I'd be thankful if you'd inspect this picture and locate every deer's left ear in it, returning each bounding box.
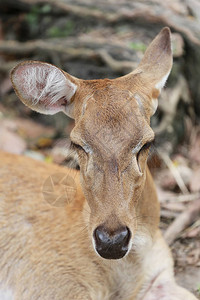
[136,27,173,115]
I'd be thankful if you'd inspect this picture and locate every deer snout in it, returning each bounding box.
[93,225,131,259]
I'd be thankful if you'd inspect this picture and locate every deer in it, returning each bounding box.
[0,27,198,300]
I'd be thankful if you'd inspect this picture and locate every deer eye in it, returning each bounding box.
[136,141,153,173]
[70,141,92,154]
[70,141,84,151]
[136,140,153,161]
[71,141,85,152]
[139,142,152,153]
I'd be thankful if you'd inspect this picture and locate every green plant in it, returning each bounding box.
[47,21,75,38]
[25,4,52,33]
[197,284,200,295]
[129,42,147,53]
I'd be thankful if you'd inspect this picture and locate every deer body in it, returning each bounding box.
[0,28,197,299]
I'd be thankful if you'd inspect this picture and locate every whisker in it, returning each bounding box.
[132,214,159,227]
[79,224,90,235]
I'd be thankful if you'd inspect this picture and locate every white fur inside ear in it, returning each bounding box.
[155,71,170,91]
[13,63,77,114]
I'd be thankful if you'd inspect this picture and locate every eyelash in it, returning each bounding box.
[140,141,152,152]
[137,141,153,159]
[70,142,85,152]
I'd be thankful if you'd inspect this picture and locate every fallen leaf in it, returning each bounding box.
[0,126,26,154]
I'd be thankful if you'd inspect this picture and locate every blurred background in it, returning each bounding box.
[0,0,200,297]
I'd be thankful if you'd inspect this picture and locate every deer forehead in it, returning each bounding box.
[72,85,153,154]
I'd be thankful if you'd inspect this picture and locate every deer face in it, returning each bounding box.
[71,82,156,258]
[11,28,172,259]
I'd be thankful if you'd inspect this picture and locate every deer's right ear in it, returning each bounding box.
[10,61,78,118]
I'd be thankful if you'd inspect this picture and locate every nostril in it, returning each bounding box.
[115,226,130,245]
[94,226,110,245]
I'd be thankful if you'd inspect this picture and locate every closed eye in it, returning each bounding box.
[137,139,154,160]
[70,141,85,152]
[70,141,92,154]
[139,141,152,152]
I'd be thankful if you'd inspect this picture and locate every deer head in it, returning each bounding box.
[11,28,172,260]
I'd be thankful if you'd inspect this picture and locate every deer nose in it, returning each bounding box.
[93,225,131,259]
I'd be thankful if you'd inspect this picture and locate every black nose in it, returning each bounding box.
[93,225,131,259]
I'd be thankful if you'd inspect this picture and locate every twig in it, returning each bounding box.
[161,202,185,212]
[0,40,95,57]
[97,49,137,73]
[154,76,190,135]
[160,209,179,219]
[158,150,189,194]
[170,193,200,202]
[164,198,200,245]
